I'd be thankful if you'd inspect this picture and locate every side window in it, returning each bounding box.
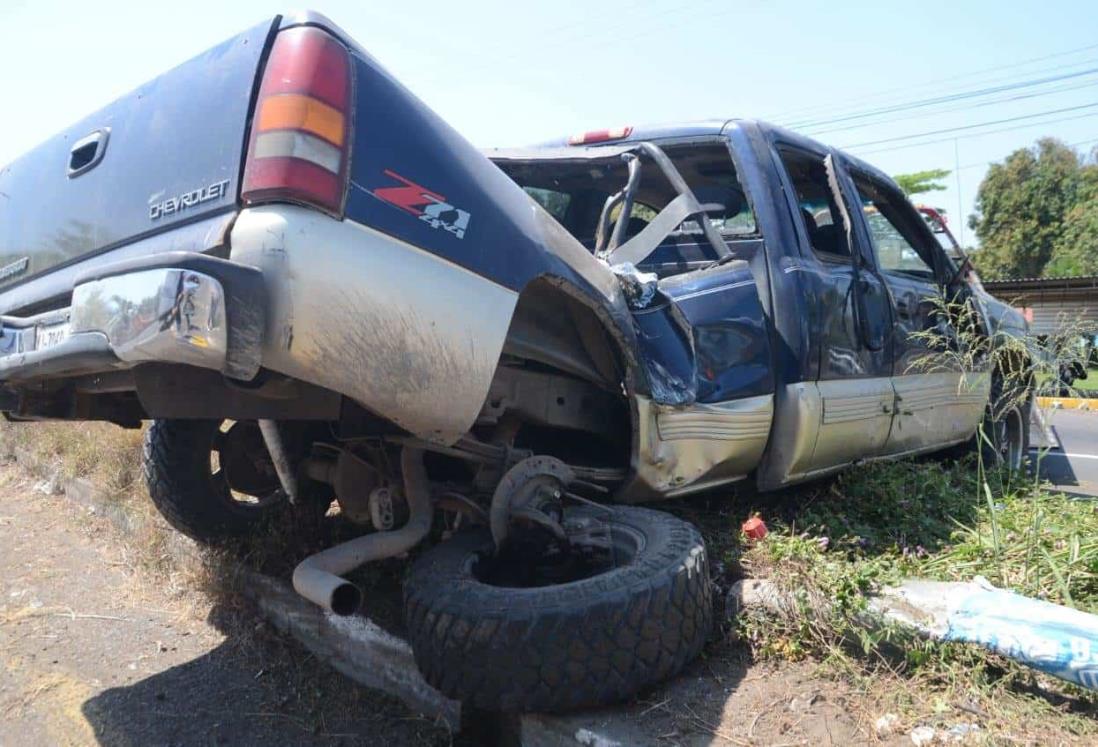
[776,146,851,259]
[851,174,937,280]
[609,200,659,228]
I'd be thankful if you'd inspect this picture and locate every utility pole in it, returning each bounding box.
[954,138,965,246]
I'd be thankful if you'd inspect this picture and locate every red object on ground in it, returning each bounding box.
[742,517,768,540]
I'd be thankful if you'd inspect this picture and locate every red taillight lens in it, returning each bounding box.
[242,26,352,216]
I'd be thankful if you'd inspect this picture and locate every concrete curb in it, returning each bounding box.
[238,569,462,729]
[1037,396,1097,411]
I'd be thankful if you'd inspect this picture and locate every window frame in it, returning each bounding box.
[772,142,857,265]
[619,137,762,276]
[847,168,949,284]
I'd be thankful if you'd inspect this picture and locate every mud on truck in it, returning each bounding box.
[0,12,1030,711]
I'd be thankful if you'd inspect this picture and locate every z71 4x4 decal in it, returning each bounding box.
[371,169,471,240]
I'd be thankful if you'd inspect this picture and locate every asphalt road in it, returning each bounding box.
[1032,408,1098,497]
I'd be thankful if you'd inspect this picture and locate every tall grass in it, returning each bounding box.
[728,297,1098,738]
[0,420,145,499]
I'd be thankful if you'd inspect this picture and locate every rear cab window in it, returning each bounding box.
[498,141,759,276]
[522,187,571,222]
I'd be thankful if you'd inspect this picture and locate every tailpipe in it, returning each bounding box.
[292,446,433,615]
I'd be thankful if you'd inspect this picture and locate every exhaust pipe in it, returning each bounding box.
[292,446,433,615]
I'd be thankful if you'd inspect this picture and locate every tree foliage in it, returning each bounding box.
[893,168,951,196]
[969,138,1098,279]
[1045,157,1098,277]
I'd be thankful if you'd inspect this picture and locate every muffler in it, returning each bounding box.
[292,446,433,615]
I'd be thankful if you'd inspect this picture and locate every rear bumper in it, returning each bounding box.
[228,205,519,444]
[0,252,265,383]
[1,205,520,444]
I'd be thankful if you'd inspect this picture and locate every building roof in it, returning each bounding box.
[982,275,1098,291]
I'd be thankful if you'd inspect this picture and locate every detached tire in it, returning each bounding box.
[142,419,287,544]
[403,506,712,712]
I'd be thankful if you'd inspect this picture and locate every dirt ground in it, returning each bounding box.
[549,642,895,746]
[0,465,912,746]
[0,469,452,747]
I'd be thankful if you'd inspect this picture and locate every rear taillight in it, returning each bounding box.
[242,26,352,216]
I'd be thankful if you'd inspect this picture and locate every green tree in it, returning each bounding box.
[893,168,951,196]
[969,138,1081,280]
[1046,156,1098,276]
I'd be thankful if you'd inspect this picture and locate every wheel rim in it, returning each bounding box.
[1002,407,1024,471]
[209,421,283,510]
[475,510,642,589]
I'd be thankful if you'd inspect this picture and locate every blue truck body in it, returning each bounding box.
[0,10,1026,497]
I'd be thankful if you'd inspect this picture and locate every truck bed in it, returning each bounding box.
[0,18,275,312]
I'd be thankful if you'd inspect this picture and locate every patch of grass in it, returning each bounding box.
[0,420,212,590]
[1036,369,1098,394]
[748,457,1097,613]
[729,454,1098,739]
[0,419,396,625]
[920,485,1098,610]
[0,420,145,499]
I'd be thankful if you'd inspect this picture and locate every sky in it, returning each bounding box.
[3,0,1098,247]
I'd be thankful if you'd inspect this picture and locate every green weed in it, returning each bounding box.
[729,454,1098,739]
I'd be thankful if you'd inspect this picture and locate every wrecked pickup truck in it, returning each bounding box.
[0,11,1030,712]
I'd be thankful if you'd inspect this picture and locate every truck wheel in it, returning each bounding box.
[983,397,1030,472]
[142,419,288,544]
[982,378,1031,473]
[403,505,712,712]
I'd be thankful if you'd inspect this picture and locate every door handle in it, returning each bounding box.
[68,128,110,178]
[895,295,918,317]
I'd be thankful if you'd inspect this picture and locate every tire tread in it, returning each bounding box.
[403,506,712,712]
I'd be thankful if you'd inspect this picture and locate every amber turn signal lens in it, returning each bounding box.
[257,93,345,147]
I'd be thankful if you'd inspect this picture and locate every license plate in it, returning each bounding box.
[35,321,71,351]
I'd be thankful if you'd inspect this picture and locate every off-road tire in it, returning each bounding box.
[142,419,287,544]
[945,375,1031,472]
[403,506,712,712]
[981,375,1031,472]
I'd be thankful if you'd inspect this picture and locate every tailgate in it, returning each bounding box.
[0,18,277,292]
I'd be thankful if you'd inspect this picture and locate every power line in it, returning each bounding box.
[785,67,1098,131]
[766,40,1098,122]
[957,137,1098,171]
[847,110,1098,156]
[803,78,1098,136]
[840,101,1098,150]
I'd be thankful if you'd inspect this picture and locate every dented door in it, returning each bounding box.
[624,249,775,499]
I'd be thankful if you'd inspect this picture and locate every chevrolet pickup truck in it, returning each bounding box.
[0,12,1030,712]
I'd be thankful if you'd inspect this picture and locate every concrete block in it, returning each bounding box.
[239,570,462,730]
